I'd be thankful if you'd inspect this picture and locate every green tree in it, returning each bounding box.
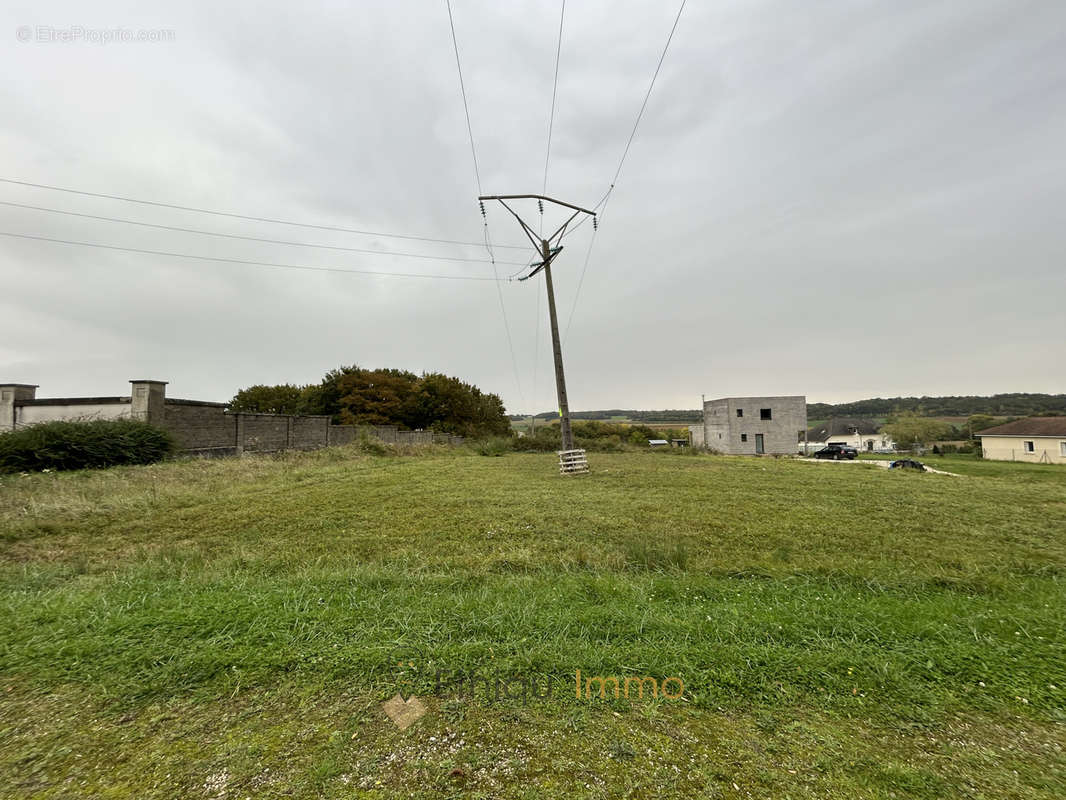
[883,412,950,450]
[336,368,419,426]
[230,365,510,437]
[229,384,312,415]
[407,373,509,437]
[303,365,363,419]
[966,414,998,437]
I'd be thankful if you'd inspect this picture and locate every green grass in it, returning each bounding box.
[1,448,1064,798]
[857,451,1066,482]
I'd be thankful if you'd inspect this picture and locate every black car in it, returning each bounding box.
[890,459,925,471]
[812,444,858,460]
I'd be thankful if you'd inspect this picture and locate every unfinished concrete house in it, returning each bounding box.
[690,395,807,455]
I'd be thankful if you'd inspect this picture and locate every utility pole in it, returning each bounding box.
[479,194,596,454]
[541,235,573,450]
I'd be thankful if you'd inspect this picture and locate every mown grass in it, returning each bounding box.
[1,447,1064,798]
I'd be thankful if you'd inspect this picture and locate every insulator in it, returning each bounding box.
[479,201,486,217]
[592,216,598,230]
[538,199,544,214]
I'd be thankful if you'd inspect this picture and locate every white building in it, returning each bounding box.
[804,418,894,453]
[976,418,1066,464]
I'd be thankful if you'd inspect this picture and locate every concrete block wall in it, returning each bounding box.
[702,398,732,451]
[688,424,705,448]
[292,416,330,449]
[3,379,464,455]
[241,414,290,452]
[328,425,358,446]
[701,395,807,455]
[370,426,398,444]
[164,401,236,452]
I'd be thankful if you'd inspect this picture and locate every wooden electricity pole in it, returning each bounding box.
[479,194,596,453]
[541,235,573,450]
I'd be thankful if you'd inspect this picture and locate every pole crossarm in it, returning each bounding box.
[518,246,562,281]
[545,209,580,245]
[478,194,596,217]
[497,200,544,250]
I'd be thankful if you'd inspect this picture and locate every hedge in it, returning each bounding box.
[0,419,177,473]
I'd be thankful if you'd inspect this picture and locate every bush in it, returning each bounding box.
[513,429,560,452]
[0,419,176,473]
[473,437,514,457]
[511,422,680,453]
[355,434,390,456]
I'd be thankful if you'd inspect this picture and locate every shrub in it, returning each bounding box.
[0,419,176,473]
[355,434,390,456]
[473,437,515,457]
[507,421,693,454]
[513,429,560,452]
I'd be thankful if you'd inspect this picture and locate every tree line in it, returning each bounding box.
[229,366,510,438]
[807,393,1066,419]
[510,409,703,423]
[514,394,1066,422]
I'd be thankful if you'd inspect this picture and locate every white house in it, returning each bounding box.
[976,418,1066,464]
[804,418,894,453]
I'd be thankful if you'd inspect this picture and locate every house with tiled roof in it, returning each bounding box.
[804,418,894,453]
[976,418,1066,464]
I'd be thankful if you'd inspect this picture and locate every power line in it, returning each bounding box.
[445,0,525,406]
[563,224,600,344]
[0,176,529,251]
[0,199,527,266]
[609,0,687,191]
[563,0,687,342]
[542,0,566,197]
[445,0,484,197]
[560,185,610,239]
[0,230,509,281]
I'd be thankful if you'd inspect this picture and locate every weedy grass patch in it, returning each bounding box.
[0,447,1064,798]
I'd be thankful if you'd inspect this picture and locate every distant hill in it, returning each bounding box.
[806,393,1066,419]
[510,393,1066,422]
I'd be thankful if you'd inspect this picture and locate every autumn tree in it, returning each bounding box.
[406,373,509,437]
[230,365,510,438]
[335,368,419,426]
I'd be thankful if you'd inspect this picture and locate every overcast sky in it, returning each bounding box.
[2,1,1064,413]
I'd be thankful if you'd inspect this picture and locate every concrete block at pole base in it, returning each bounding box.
[558,448,589,475]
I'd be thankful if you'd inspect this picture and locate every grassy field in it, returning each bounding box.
[1,447,1063,798]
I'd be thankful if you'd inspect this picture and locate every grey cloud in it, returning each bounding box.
[1,0,1063,410]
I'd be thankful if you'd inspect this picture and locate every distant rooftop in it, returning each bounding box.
[807,417,880,439]
[976,417,1066,437]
